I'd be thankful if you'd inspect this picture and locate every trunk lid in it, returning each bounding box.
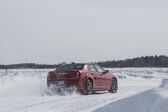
[55,70,80,80]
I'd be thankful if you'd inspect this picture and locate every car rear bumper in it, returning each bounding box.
[47,78,84,90]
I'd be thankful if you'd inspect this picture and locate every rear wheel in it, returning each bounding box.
[109,78,118,93]
[83,79,93,95]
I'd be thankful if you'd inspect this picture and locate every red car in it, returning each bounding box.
[47,63,118,95]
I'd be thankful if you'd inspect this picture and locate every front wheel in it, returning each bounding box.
[109,78,118,93]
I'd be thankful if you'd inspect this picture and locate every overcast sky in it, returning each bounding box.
[0,0,168,64]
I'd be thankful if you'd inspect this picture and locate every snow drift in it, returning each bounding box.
[160,79,168,89]
[93,79,168,112]
[0,70,48,97]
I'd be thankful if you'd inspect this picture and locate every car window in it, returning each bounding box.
[94,64,105,73]
[58,64,84,70]
[88,64,97,72]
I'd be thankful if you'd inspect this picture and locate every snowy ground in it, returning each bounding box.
[0,68,168,112]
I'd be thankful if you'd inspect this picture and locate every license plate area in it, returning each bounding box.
[57,80,64,85]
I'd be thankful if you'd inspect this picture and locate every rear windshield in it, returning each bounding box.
[57,64,84,71]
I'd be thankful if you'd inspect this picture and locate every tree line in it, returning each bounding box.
[0,55,168,69]
[98,55,168,68]
[0,63,58,69]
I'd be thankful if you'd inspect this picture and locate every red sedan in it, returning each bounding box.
[47,63,118,95]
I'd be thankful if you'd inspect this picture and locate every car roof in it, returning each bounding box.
[67,63,96,65]
[62,63,98,66]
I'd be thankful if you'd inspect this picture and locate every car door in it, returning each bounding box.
[94,64,112,90]
[88,64,102,89]
[93,64,106,89]
[103,72,113,89]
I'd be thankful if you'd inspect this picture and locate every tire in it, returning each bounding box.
[83,79,93,95]
[109,78,118,93]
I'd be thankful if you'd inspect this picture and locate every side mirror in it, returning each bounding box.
[103,70,109,74]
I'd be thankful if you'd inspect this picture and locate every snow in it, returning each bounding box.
[0,68,168,112]
[160,79,168,89]
[93,88,168,112]
[0,70,48,97]
[93,84,168,112]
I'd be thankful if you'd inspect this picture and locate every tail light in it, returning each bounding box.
[48,72,54,78]
[75,71,81,78]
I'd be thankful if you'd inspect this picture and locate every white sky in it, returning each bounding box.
[0,0,168,64]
